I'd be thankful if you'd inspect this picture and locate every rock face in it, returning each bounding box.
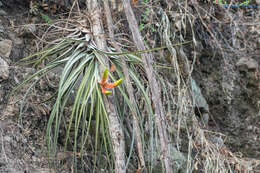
[193,53,260,158]
[0,39,12,57]
[0,57,9,80]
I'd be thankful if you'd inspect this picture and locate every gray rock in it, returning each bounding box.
[3,136,12,142]
[0,9,7,15]
[0,57,9,80]
[8,32,23,45]
[0,25,4,32]
[191,78,209,111]
[191,78,209,125]
[0,1,3,7]
[236,57,258,71]
[210,136,224,148]
[170,147,187,173]
[0,39,12,57]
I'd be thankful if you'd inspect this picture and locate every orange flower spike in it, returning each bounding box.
[99,68,109,85]
[103,78,123,89]
[101,87,107,93]
[104,90,112,95]
[132,0,138,5]
[101,86,112,95]
[114,78,123,86]
[99,68,123,95]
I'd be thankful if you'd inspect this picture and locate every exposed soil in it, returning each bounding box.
[0,1,72,172]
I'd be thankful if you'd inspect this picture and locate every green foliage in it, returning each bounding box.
[141,0,149,5]
[12,35,157,171]
[12,11,191,169]
[139,6,156,33]
[41,14,53,24]
[139,23,145,31]
[139,7,150,31]
[213,0,251,5]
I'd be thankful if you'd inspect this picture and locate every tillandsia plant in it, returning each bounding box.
[10,15,157,172]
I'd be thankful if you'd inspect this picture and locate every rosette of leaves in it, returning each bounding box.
[12,31,156,171]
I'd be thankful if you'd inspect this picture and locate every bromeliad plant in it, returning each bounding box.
[11,19,156,171]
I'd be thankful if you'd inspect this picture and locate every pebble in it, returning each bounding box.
[0,39,12,57]
[0,57,9,80]
[236,57,258,71]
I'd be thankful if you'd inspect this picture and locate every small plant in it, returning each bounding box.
[213,0,251,5]
[29,1,39,15]
[141,0,149,5]
[29,1,53,24]
[41,14,53,24]
[139,6,156,33]
[139,23,145,31]
[139,7,150,31]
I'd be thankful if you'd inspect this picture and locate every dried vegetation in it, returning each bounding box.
[2,0,260,172]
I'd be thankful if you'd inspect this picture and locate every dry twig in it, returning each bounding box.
[86,0,126,172]
[103,0,146,170]
[121,0,173,172]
